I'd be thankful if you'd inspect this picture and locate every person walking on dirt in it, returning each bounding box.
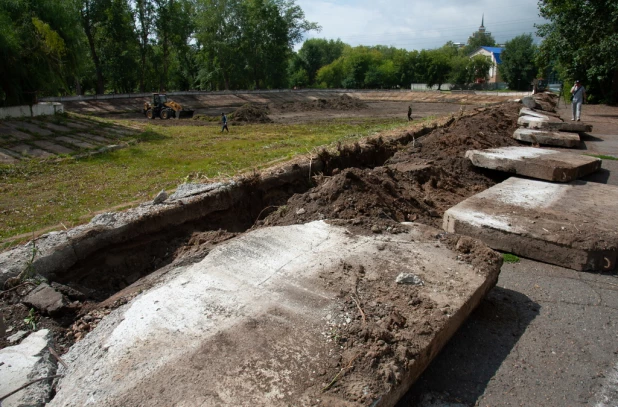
[407,105,412,121]
[221,113,229,132]
[570,80,586,121]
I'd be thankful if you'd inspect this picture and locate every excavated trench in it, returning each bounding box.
[52,124,438,301]
[1,102,523,355]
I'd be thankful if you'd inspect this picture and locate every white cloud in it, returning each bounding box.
[295,0,546,50]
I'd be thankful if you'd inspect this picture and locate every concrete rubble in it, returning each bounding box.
[22,283,68,315]
[49,221,501,407]
[512,128,580,148]
[465,146,601,182]
[443,177,618,271]
[0,329,56,407]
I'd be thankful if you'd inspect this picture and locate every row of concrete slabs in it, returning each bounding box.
[452,95,616,272]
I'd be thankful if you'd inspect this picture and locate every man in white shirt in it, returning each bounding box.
[570,80,586,121]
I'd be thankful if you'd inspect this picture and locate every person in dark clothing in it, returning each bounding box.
[407,105,412,121]
[221,113,229,132]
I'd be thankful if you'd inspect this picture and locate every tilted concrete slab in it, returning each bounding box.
[443,177,618,271]
[518,116,593,133]
[517,115,558,130]
[50,221,500,407]
[519,108,550,120]
[466,146,601,182]
[513,128,580,148]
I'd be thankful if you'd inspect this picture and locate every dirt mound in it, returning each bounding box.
[261,102,521,231]
[230,103,272,123]
[278,94,368,112]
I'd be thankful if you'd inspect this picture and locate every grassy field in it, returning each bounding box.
[0,115,426,245]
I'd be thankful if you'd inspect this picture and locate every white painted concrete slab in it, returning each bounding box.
[443,178,618,271]
[519,108,550,120]
[49,221,500,407]
[466,146,601,181]
[513,128,580,148]
[0,330,55,406]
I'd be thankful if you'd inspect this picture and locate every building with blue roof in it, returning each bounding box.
[469,46,505,83]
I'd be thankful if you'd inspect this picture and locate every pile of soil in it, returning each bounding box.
[261,102,521,232]
[277,94,368,112]
[230,103,272,123]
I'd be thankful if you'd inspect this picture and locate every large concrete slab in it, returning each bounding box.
[513,128,580,148]
[50,221,500,407]
[518,115,593,133]
[0,329,55,406]
[466,146,601,181]
[443,177,618,271]
[519,108,550,120]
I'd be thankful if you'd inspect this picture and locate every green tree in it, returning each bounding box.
[0,0,84,105]
[469,55,492,82]
[195,0,318,90]
[498,34,537,91]
[464,32,496,55]
[537,0,618,103]
[296,38,346,85]
[422,49,451,90]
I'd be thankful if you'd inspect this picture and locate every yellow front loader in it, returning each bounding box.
[142,93,194,119]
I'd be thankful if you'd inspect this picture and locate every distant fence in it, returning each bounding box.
[0,102,64,120]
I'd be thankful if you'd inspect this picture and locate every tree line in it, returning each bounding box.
[0,0,318,105]
[1,0,616,106]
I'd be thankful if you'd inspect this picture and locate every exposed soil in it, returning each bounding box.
[276,94,368,112]
[229,103,273,123]
[261,102,521,232]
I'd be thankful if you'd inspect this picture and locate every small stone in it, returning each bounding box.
[395,273,424,286]
[153,189,168,204]
[22,283,67,315]
[371,225,381,234]
[296,208,306,215]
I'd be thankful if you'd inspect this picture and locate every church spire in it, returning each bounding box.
[481,14,484,28]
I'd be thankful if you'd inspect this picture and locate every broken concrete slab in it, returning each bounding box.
[22,283,67,315]
[466,146,601,182]
[443,177,618,271]
[49,221,501,407]
[517,115,557,130]
[0,329,55,407]
[558,122,594,133]
[513,128,580,148]
[521,96,539,110]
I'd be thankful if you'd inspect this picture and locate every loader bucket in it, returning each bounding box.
[178,110,194,119]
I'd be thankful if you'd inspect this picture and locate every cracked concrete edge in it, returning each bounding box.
[0,329,57,407]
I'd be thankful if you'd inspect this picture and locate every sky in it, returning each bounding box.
[294,0,547,51]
